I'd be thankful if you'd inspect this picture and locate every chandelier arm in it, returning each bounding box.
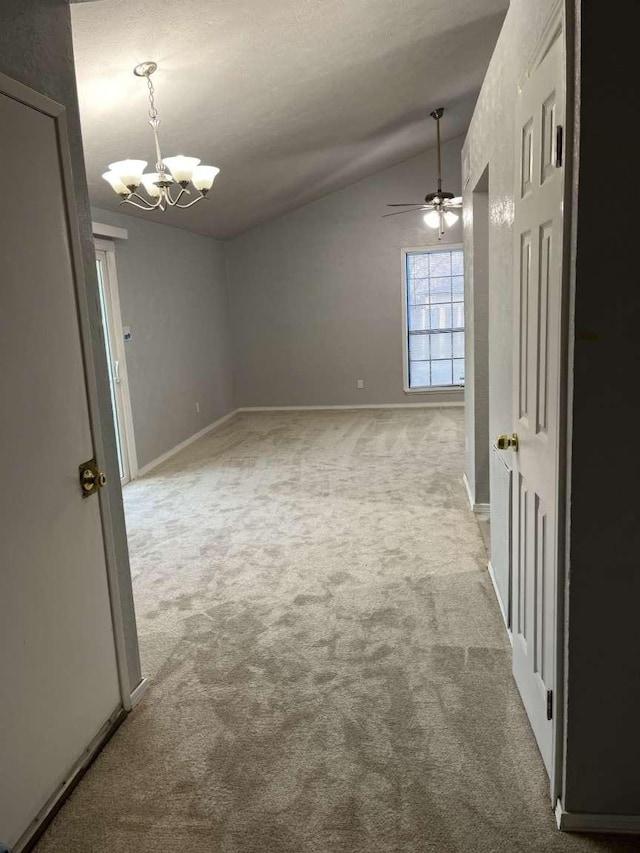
[130,190,156,204]
[120,198,157,211]
[165,185,189,206]
[120,192,163,211]
[174,193,206,209]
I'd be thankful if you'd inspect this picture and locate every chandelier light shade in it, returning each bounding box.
[162,156,200,185]
[140,171,162,198]
[103,62,220,212]
[101,170,128,195]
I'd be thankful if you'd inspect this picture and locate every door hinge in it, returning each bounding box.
[546,689,553,721]
[555,125,563,168]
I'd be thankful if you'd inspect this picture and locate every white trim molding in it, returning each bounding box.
[136,409,238,477]
[237,402,464,412]
[95,243,139,484]
[92,221,128,240]
[488,561,512,641]
[130,677,150,709]
[462,473,490,513]
[555,802,640,834]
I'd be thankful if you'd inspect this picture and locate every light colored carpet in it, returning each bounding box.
[35,409,637,852]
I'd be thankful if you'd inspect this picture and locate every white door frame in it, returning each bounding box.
[94,239,138,483]
[0,72,132,722]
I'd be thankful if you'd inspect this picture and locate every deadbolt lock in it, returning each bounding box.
[496,433,519,452]
[79,458,107,498]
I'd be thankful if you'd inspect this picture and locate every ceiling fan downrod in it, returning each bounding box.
[430,107,444,196]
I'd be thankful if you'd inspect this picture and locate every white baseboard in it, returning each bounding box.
[462,473,475,509]
[136,403,463,479]
[130,677,150,708]
[462,473,490,514]
[237,402,464,412]
[555,801,640,834]
[488,561,512,642]
[137,409,238,477]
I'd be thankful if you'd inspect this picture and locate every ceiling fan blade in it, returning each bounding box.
[386,203,427,207]
[449,196,462,206]
[382,206,429,218]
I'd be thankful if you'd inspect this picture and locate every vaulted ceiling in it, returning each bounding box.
[70,0,507,239]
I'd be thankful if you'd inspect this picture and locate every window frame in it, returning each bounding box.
[401,243,465,394]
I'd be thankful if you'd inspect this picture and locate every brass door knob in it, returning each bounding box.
[496,433,519,451]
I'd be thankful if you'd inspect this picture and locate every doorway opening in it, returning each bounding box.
[94,240,137,485]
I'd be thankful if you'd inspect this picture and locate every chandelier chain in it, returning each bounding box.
[147,75,158,121]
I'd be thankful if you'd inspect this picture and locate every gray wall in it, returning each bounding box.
[462,0,558,605]
[91,207,235,470]
[226,140,464,408]
[562,1,640,817]
[0,0,141,693]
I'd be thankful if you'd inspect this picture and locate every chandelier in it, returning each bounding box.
[102,62,219,211]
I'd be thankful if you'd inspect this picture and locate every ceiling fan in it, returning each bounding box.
[384,107,462,239]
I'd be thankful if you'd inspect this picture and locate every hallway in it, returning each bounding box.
[34,409,635,852]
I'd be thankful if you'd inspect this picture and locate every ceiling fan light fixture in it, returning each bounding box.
[384,107,462,239]
[103,63,221,212]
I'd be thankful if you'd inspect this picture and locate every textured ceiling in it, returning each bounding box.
[70,0,507,239]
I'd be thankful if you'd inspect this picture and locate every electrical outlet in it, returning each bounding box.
[195,402,200,413]
[357,379,364,389]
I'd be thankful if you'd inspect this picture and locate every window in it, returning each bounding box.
[403,246,465,390]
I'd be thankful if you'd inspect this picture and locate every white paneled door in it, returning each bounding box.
[0,79,121,849]
[510,28,565,784]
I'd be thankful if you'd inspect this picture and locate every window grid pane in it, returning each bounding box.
[406,248,464,389]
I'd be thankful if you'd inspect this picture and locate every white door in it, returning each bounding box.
[95,245,136,485]
[510,29,565,780]
[0,80,121,849]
